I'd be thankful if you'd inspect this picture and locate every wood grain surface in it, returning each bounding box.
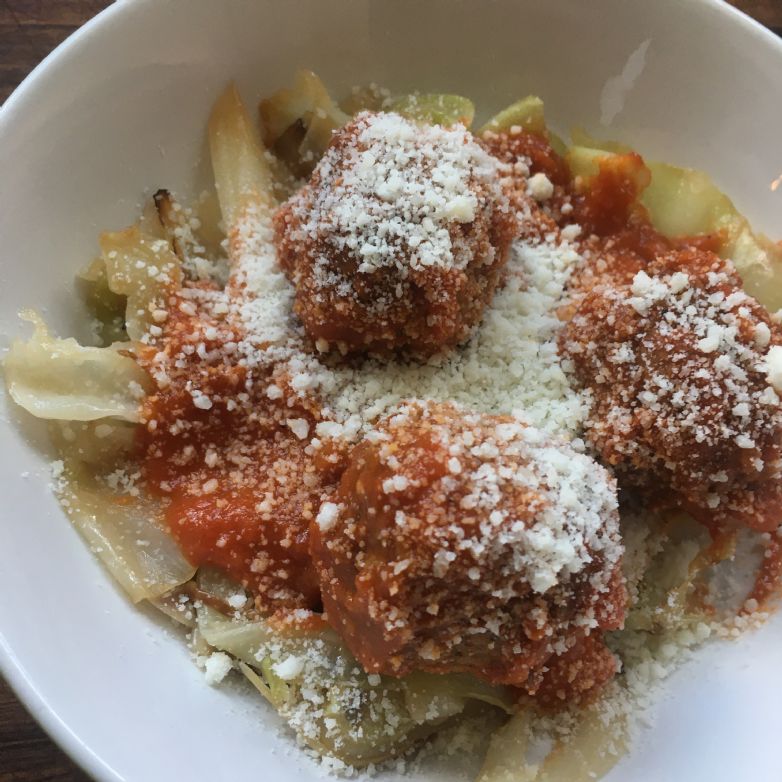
[0,0,780,780]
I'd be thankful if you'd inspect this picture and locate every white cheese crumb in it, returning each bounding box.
[203,652,232,685]
[527,172,554,201]
[668,272,690,293]
[443,194,478,223]
[382,475,410,493]
[286,418,310,440]
[227,593,247,609]
[697,325,723,354]
[191,391,213,410]
[765,344,782,392]
[631,270,653,296]
[754,322,771,347]
[316,502,340,532]
[272,655,306,680]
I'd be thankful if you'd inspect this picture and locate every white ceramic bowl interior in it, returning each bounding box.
[1,1,782,780]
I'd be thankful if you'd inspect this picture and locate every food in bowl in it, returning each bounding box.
[4,71,781,779]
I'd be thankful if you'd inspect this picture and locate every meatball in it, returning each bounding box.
[275,112,516,357]
[560,248,782,531]
[310,401,626,701]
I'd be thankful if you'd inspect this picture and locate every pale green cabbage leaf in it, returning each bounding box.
[4,312,151,422]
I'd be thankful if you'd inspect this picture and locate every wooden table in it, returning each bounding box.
[1,0,781,779]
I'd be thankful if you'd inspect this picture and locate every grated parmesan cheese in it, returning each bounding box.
[316,213,589,438]
[291,112,499,275]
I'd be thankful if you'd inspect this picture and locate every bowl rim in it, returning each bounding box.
[1,0,782,779]
[0,5,140,779]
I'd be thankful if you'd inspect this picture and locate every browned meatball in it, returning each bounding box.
[560,248,782,531]
[275,112,516,357]
[310,401,626,701]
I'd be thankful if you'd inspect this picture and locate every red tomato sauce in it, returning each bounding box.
[481,128,570,187]
[132,130,780,624]
[572,153,651,237]
[136,307,330,613]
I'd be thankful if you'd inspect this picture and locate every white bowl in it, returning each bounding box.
[1,1,781,780]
